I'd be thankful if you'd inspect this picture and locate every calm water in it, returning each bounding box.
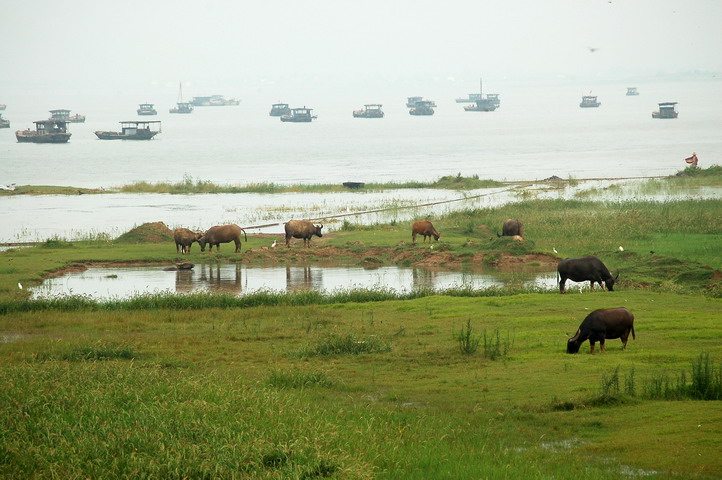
[1,78,720,242]
[30,264,559,300]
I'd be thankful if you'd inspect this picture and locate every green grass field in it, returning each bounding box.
[1,189,721,478]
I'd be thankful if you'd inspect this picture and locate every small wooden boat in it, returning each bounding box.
[137,103,157,116]
[353,104,384,118]
[409,100,435,116]
[652,102,678,119]
[0,104,6,110]
[269,103,291,117]
[95,121,161,140]
[16,119,71,143]
[0,113,9,129]
[463,79,499,112]
[190,95,240,106]
[580,95,601,108]
[49,109,85,123]
[169,83,193,114]
[280,107,317,122]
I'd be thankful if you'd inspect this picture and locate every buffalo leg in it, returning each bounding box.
[559,277,567,294]
[412,233,416,243]
[234,239,241,253]
[589,342,595,354]
[600,339,606,353]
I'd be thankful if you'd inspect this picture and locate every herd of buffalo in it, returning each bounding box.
[172,217,634,355]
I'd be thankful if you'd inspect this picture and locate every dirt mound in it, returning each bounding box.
[115,221,174,244]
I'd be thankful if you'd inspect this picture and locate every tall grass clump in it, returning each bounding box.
[35,341,138,362]
[297,333,391,357]
[456,318,481,355]
[482,328,514,361]
[266,368,335,389]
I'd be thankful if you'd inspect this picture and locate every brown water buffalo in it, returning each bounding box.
[173,228,203,254]
[496,219,524,237]
[198,224,248,253]
[285,220,323,247]
[566,307,635,354]
[412,220,440,243]
[557,256,618,293]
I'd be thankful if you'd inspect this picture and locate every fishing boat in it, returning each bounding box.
[280,107,317,122]
[463,79,499,112]
[269,103,291,117]
[16,119,71,143]
[169,83,193,114]
[455,93,482,103]
[190,95,240,106]
[409,100,435,116]
[579,95,601,108]
[652,102,678,119]
[137,103,157,116]
[353,104,384,118]
[49,109,85,123]
[0,104,6,110]
[406,97,436,108]
[95,120,161,140]
[626,87,639,96]
[0,113,9,129]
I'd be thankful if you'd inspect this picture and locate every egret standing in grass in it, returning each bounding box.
[553,247,558,254]
[18,283,23,290]
[619,246,624,252]
[271,240,277,248]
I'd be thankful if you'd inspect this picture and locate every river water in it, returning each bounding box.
[1,78,720,242]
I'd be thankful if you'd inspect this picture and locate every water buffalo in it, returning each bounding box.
[557,256,618,293]
[496,219,524,237]
[173,228,203,254]
[566,307,635,354]
[412,220,440,243]
[284,220,323,247]
[198,224,248,253]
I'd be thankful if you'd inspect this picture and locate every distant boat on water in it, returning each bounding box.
[16,119,71,143]
[0,113,9,129]
[0,104,6,110]
[463,78,500,112]
[169,83,193,114]
[406,97,436,108]
[353,104,384,118]
[652,102,678,119]
[580,94,601,108]
[49,109,85,123]
[280,107,317,122]
[137,103,157,116]
[409,100,435,116]
[95,120,161,140]
[190,95,240,106]
[626,87,639,96]
[269,103,291,117]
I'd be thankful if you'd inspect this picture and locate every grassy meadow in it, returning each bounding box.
[1,175,721,478]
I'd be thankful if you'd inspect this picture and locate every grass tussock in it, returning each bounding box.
[34,341,138,362]
[297,333,391,357]
[266,368,335,389]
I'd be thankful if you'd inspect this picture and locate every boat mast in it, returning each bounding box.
[177,82,183,103]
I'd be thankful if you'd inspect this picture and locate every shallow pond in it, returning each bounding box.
[31,264,560,300]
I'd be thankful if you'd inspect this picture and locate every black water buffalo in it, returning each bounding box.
[173,228,203,254]
[557,256,618,293]
[199,224,247,253]
[412,220,440,243]
[284,220,323,247]
[497,219,524,237]
[566,307,635,354]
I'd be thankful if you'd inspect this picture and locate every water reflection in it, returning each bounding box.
[31,263,558,300]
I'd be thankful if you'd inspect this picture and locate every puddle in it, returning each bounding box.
[30,264,558,300]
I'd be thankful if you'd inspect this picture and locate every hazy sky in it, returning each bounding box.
[2,0,721,96]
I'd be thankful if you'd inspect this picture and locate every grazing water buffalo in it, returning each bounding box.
[284,220,323,247]
[557,256,618,293]
[199,224,247,253]
[412,220,440,243]
[497,219,524,237]
[173,228,203,254]
[566,307,635,354]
